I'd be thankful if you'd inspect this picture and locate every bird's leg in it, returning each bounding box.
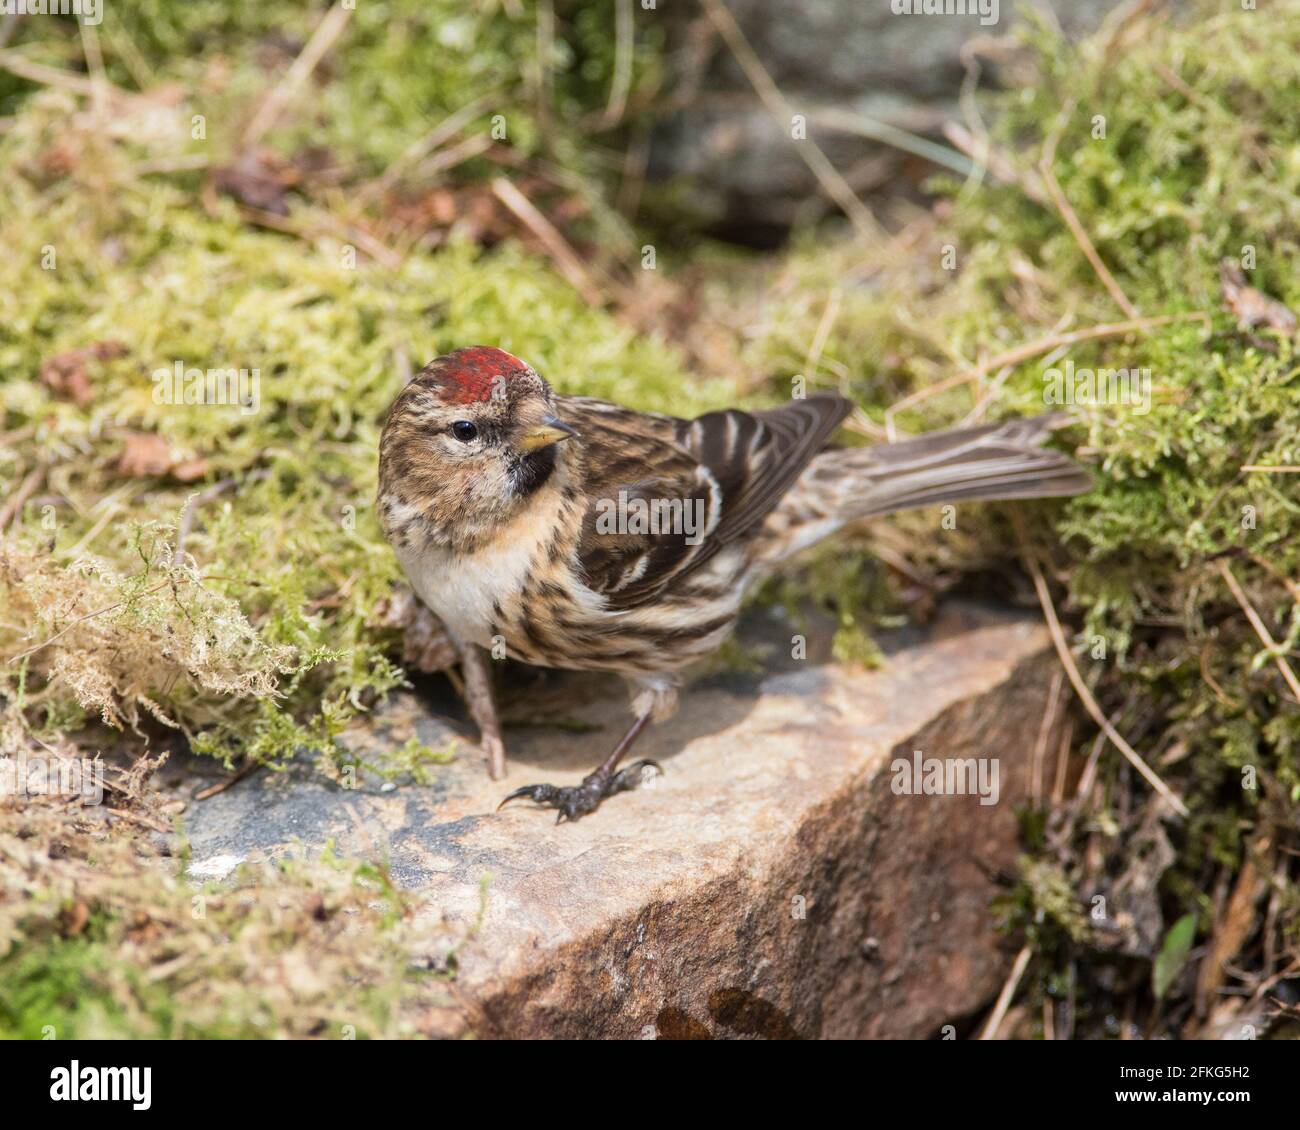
[457,641,506,780]
[498,710,661,822]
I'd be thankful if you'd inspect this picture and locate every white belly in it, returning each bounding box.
[396,544,522,648]
[395,496,577,647]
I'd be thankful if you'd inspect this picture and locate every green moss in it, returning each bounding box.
[942,12,1300,838]
[0,94,722,766]
[722,2,1300,1030]
[337,734,461,788]
[999,858,1091,949]
[5,1,664,182]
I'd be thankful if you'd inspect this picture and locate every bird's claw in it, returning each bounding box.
[497,759,662,822]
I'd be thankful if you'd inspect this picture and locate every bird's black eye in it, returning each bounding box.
[450,420,478,443]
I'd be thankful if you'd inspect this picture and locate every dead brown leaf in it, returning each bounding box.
[116,432,171,477]
[58,898,91,937]
[126,909,162,945]
[210,149,299,215]
[116,432,210,482]
[1194,840,1272,1020]
[169,458,211,483]
[39,341,129,406]
[1221,261,1298,336]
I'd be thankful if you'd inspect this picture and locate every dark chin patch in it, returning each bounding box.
[510,445,557,497]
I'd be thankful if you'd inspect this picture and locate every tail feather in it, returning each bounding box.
[810,413,1090,522]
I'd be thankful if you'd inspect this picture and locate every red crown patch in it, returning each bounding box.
[434,347,528,404]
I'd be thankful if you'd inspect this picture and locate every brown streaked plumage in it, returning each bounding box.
[378,346,1091,820]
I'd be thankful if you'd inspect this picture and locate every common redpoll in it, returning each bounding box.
[378,347,1089,820]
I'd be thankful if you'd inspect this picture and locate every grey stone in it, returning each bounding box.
[180,601,1058,1038]
[646,0,1118,233]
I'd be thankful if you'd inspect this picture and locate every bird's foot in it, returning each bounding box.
[497,759,661,822]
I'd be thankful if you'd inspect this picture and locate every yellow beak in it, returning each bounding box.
[517,415,578,453]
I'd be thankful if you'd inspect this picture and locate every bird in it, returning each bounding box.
[378,346,1091,821]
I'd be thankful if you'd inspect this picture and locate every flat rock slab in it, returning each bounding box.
[181,602,1054,1039]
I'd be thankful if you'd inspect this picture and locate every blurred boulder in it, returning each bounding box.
[646,0,1116,239]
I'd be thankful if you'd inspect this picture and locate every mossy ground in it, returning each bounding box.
[0,789,468,1038]
[732,6,1300,1036]
[0,0,1297,1037]
[1,0,681,1040]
